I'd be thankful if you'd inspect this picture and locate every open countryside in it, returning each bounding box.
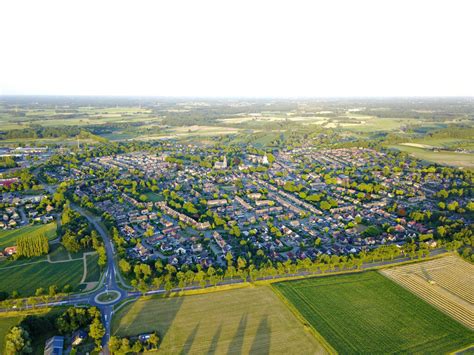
[113,286,327,354]
[381,255,474,329]
[273,270,474,354]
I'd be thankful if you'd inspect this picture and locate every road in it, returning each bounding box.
[70,205,129,352]
[11,173,453,352]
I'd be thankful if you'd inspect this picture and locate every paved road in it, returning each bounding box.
[71,205,128,352]
[11,176,453,353]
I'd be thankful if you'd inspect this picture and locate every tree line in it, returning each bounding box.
[16,233,49,258]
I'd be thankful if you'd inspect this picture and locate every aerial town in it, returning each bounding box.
[28,144,470,271]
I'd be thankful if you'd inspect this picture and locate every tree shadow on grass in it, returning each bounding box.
[227,313,247,355]
[180,322,200,355]
[207,322,223,355]
[113,295,184,343]
[249,315,271,355]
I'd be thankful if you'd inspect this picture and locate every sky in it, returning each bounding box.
[1,0,473,97]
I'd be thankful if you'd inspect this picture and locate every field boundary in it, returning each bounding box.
[380,255,474,330]
[450,344,474,354]
[271,285,337,354]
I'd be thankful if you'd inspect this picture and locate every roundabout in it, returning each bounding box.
[94,290,122,305]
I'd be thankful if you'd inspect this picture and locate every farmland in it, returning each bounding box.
[0,223,57,249]
[387,144,474,168]
[0,258,84,296]
[112,286,327,354]
[273,272,474,354]
[381,255,474,329]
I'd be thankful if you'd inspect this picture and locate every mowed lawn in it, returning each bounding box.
[84,253,101,283]
[273,272,474,354]
[113,286,327,354]
[0,223,57,249]
[0,258,84,296]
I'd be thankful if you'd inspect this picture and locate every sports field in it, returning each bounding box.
[113,286,327,354]
[0,223,57,249]
[273,271,473,354]
[381,255,474,329]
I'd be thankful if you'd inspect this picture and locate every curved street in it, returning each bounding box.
[3,185,450,353]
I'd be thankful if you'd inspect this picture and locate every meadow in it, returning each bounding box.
[0,244,100,296]
[387,144,474,168]
[0,258,84,296]
[112,286,327,354]
[273,271,473,354]
[0,223,57,249]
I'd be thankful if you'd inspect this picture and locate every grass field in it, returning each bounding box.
[388,144,474,168]
[273,272,473,354]
[0,308,64,354]
[144,192,164,203]
[381,255,474,329]
[113,286,327,354]
[83,253,100,283]
[0,258,84,296]
[0,223,57,249]
[0,313,23,352]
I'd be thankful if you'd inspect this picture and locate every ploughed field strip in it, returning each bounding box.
[273,271,474,354]
[380,256,474,329]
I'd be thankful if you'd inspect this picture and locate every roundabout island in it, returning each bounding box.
[94,290,122,305]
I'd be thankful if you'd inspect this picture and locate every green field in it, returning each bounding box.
[47,244,73,262]
[113,286,327,354]
[0,223,57,249]
[0,308,64,354]
[0,258,84,296]
[83,253,100,283]
[0,313,23,352]
[388,144,474,168]
[273,272,473,354]
[144,192,164,203]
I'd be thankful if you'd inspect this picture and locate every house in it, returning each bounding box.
[214,156,227,169]
[4,246,17,255]
[138,333,153,343]
[71,330,87,346]
[44,336,64,355]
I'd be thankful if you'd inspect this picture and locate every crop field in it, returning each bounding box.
[112,286,327,354]
[273,271,473,354]
[388,144,474,168]
[0,223,57,249]
[381,256,474,329]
